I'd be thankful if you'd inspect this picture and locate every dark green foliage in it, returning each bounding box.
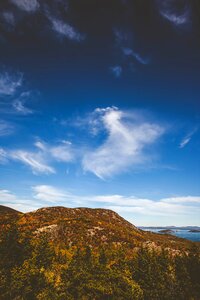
[130,248,176,300]
[99,249,107,265]
[32,235,55,268]
[0,223,24,270]
[61,249,143,300]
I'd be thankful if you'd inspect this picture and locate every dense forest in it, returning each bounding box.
[0,206,200,299]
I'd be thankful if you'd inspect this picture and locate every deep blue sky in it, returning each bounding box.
[0,0,200,226]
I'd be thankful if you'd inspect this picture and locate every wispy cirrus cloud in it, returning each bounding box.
[10,150,55,174]
[33,185,71,203]
[47,15,85,42]
[2,11,15,27]
[34,140,75,162]
[156,0,191,27]
[1,139,74,174]
[1,107,165,178]
[0,69,37,115]
[0,189,18,201]
[0,71,22,96]
[0,148,8,163]
[110,66,122,78]
[2,1,83,42]
[179,128,198,148]
[10,0,40,13]
[0,188,41,212]
[113,28,150,74]
[105,196,200,218]
[0,120,14,136]
[12,91,34,115]
[83,107,164,179]
[1,185,199,225]
[122,48,150,65]
[29,185,200,217]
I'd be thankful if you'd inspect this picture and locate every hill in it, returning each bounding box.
[0,205,20,215]
[0,205,200,299]
[0,205,22,225]
[0,205,197,252]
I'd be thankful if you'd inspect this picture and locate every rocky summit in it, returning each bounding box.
[0,205,197,252]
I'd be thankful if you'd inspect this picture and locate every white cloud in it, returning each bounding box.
[156,0,190,27]
[2,11,15,26]
[113,29,150,69]
[48,16,84,42]
[179,128,197,148]
[0,148,7,163]
[31,185,200,217]
[83,107,164,179]
[105,197,200,217]
[12,91,33,115]
[34,140,75,162]
[1,186,199,225]
[10,0,39,13]
[33,185,71,203]
[34,141,46,151]
[10,150,55,174]
[81,194,200,216]
[110,66,122,78]
[50,145,74,162]
[4,139,74,175]
[179,136,191,148]
[0,71,22,96]
[0,188,42,212]
[0,71,38,116]
[161,196,200,204]
[122,48,150,65]
[0,121,14,136]
[0,189,17,201]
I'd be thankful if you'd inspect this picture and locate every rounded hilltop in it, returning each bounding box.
[0,205,197,252]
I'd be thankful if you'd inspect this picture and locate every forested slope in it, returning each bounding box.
[0,205,199,299]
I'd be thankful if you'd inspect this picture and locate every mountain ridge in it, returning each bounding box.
[0,204,198,252]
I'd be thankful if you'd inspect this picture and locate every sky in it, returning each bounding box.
[0,0,200,226]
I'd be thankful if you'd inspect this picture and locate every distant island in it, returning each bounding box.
[158,229,175,234]
[140,226,200,231]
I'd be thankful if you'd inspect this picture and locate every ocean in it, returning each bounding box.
[140,228,200,242]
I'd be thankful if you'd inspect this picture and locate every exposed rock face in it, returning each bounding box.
[18,206,144,248]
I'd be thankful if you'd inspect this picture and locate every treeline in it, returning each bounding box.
[0,224,200,300]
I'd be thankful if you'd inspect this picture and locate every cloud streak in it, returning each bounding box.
[47,15,84,42]
[179,128,197,148]
[10,150,55,174]
[1,139,75,174]
[0,121,14,136]
[110,66,122,78]
[12,91,34,115]
[0,188,41,212]
[33,185,71,203]
[0,148,7,163]
[83,107,164,179]
[10,0,40,13]
[122,48,150,65]
[1,186,199,225]
[1,107,164,177]
[156,0,191,27]
[0,71,22,96]
[0,69,38,116]
[35,140,75,162]
[2,11,15,27]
